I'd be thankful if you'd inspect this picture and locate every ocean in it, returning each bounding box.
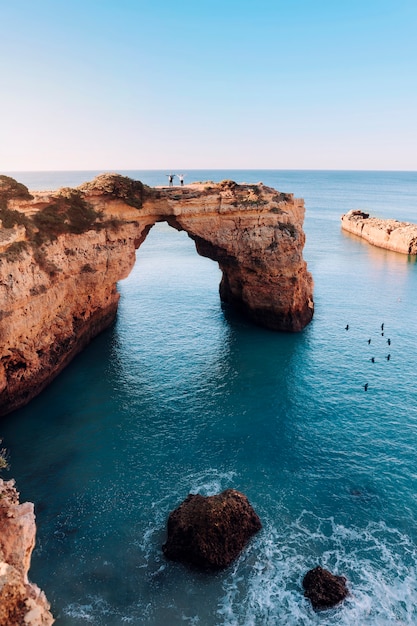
[1,170,417,625]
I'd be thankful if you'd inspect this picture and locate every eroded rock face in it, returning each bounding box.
[341,209,417,254]
[303,566,349,610]
[162,489,262,569]
[0,479,54,625]
[0,174,313,416]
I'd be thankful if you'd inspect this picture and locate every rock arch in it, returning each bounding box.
[0,174,313,416]
[143,179,313,331]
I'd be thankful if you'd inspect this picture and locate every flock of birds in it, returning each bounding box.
[344,322,392,391]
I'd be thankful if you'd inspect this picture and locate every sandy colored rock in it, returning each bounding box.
[341,209,417,254]
[0,174,313,416]
[0,479,54,625]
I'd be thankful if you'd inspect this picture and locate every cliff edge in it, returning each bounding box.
[341,209,417,254]
[0,478,54,625]
[0,174,314,416]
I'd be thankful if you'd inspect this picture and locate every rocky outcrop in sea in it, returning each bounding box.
[341,209,417,254]
[302,565,349,610]
[162,489,262,569]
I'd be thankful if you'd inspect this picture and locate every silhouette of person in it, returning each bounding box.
[381,323,384,331]
[364,383,368,391]
[368,339,371,344]
[387,338,391,346]
[371,357,375,363]
[177,174,184,186]
[166,173,175,186]
[386,354,391,361]
[345,324,349,330]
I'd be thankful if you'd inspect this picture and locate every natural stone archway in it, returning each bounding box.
[140,178,314,331]
[0,174,313,416]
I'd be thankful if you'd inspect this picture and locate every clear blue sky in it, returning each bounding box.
[1,0,416,171]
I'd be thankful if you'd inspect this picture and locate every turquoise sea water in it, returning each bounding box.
[2,170,417,625]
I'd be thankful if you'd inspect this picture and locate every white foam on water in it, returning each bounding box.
[63,596,113,622]
[60,478,417,624]
[185,468,237,497]
[63,595,135,624]
[135,467,238,561]
[217,511,417,625]
[63,603,94,622]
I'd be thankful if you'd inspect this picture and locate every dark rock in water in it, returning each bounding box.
[162,488,262,569]
[303,566,349,610]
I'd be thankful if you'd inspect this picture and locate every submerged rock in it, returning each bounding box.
[162,488,262,569]
[303,565,349,610]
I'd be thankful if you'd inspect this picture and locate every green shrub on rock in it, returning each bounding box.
[78,174,146,209]
[32,190,101,241]
[0,176,33,204]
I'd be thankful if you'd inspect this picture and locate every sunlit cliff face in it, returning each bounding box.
[0,174,313,416]
[0,478,54,625]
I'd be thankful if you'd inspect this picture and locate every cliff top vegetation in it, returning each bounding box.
[0,175,33,204]
[0,174,148,265]
[78,173,147,209]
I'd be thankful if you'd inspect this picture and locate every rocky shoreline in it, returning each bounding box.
[0,479,54,625]
[341,209,417,254]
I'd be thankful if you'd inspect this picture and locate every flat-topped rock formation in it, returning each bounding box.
[0,174,313,416]
[341,209,417,254]
[0,479,54,625]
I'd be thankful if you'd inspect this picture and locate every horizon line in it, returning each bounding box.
[2,167,417,174]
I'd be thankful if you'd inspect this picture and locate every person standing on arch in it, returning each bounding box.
[166,173,175,186]
[177,174,185,186]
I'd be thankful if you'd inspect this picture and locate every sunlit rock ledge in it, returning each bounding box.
[0,478,54,625]
[0,174,314,416]
[341,209,417,255]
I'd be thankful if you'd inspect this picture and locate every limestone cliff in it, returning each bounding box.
[341,209,417,254]
[0,478,54,625]
[0,174,313,416]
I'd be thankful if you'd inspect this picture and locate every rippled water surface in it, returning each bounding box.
[2,170,417,624]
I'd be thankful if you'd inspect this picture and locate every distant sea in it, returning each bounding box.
[2,170,417,625]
